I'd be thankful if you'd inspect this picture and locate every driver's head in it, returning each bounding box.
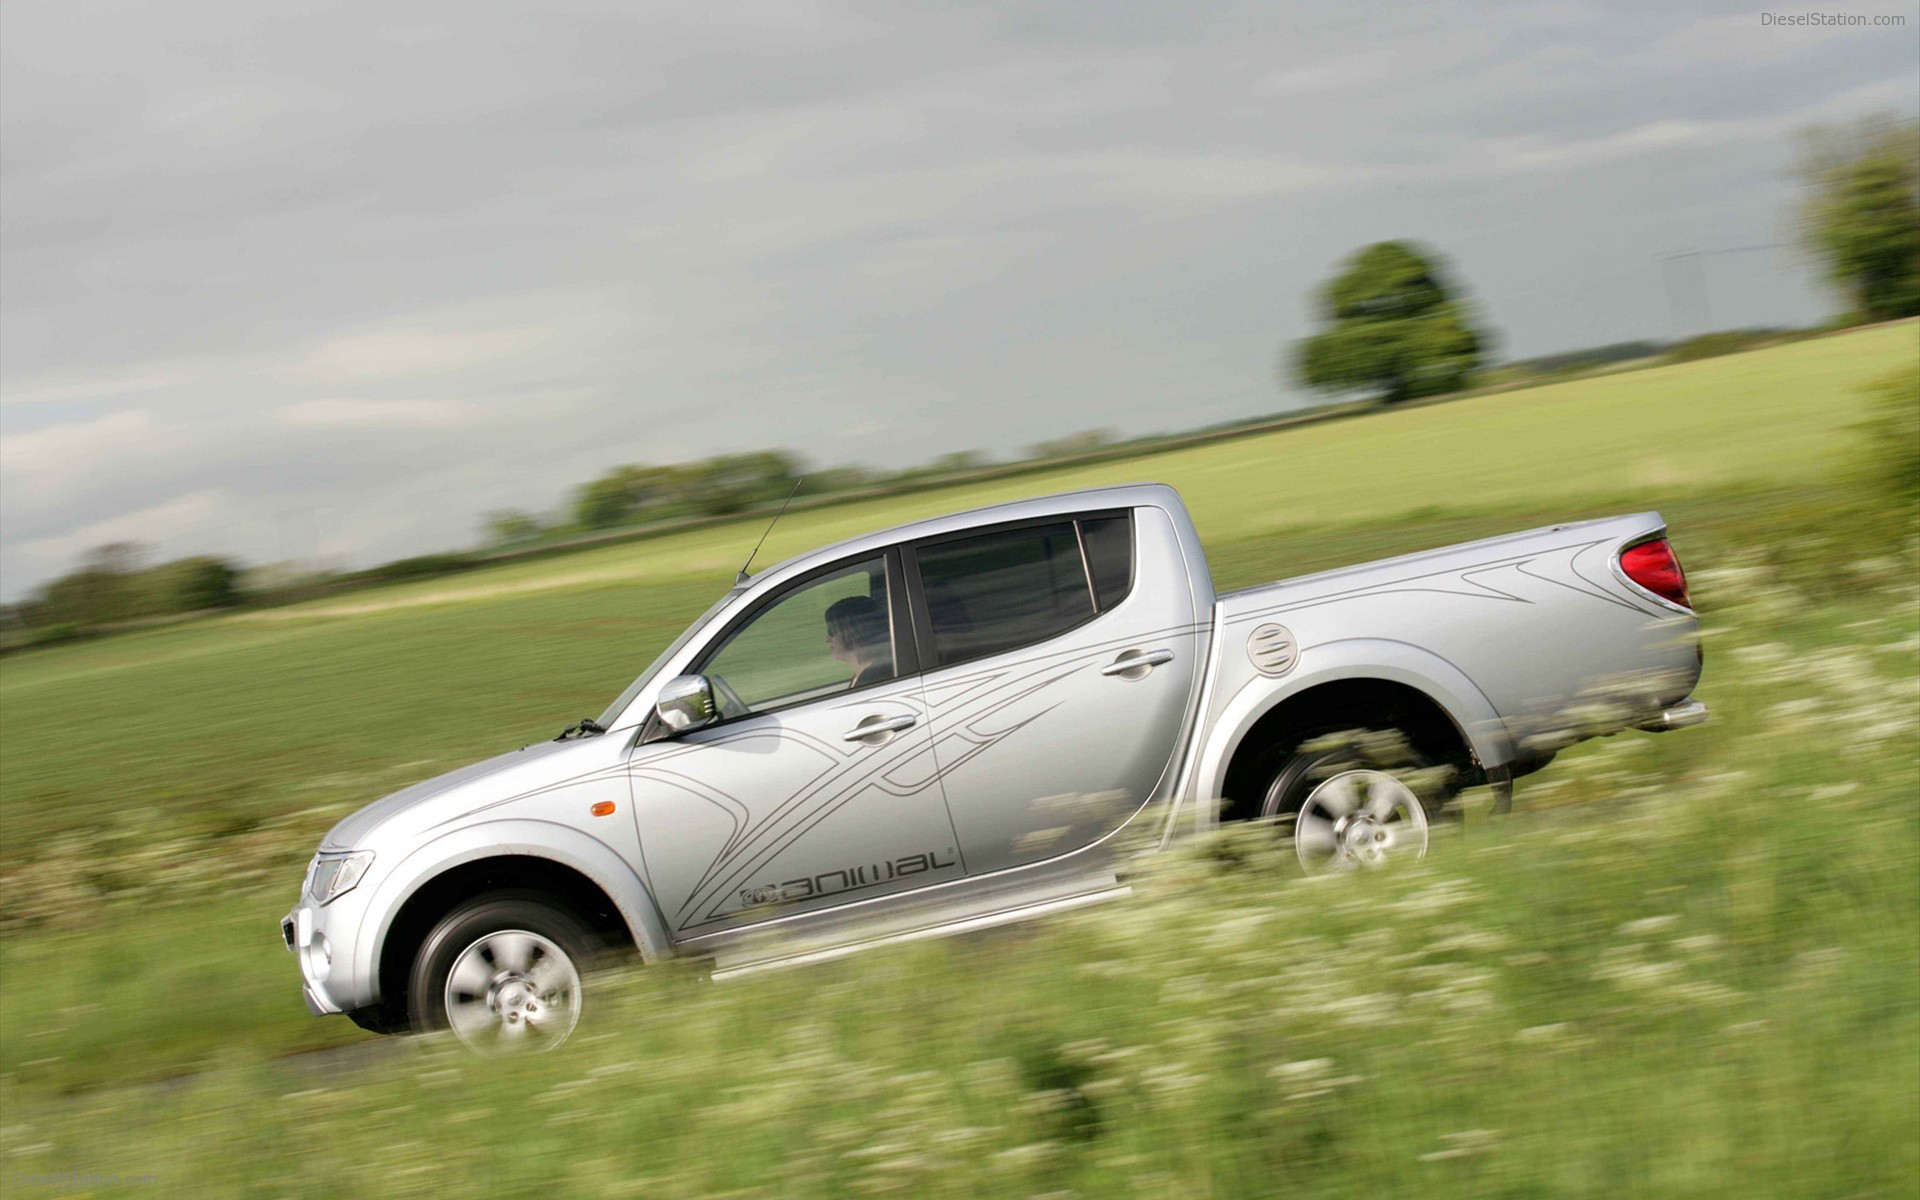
[824,595,887,663]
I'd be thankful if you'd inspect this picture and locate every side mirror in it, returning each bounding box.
[655,674,716,734]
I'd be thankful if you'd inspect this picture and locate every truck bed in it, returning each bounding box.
[1197,511,1700,773]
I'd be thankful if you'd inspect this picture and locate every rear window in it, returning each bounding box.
[915,522,1094,666]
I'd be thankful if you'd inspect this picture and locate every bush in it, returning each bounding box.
[355,553,478,584]
[28,622,95,648]
[1858,364,1920,505]
[1666,329,1793,363]
[143,556,242,612]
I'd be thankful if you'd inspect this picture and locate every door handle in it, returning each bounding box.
[1101,648,1175,678]
[842,714,917,742]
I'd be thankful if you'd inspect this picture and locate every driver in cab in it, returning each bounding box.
[824,596,892,689]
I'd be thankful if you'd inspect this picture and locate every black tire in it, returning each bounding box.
[406,890,599,1049]
[1257,726,1455,823]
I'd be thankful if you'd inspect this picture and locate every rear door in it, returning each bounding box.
[904,506,1202,876]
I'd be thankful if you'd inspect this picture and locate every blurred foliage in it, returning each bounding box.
[1666,328,1799,363]
[1857,364,1920,506]
[804,464,880,493]
[575,462,701,528]
[1027,430,1115,460]
[1477,339,1669,389]
[573,452,802,529]
[153,556,242,613]
[1292,241,1489,404]
[351,553,479,584]
[1795,114,1920,323]
[482,509,546,546]
[1507,340,1667,375]
[8,544,241,642]
[879,451,989,485]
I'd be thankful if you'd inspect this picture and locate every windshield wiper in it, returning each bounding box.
[553,716,607,742]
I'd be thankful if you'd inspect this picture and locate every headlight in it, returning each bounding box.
[307,850,375,906]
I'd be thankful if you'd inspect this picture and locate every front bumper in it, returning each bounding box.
[282,904,345,1016]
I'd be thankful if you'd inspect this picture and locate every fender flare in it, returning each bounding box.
[348,819,672,1006]
[1189,636,1515,810]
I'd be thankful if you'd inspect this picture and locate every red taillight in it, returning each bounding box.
[1620,538,1691,609]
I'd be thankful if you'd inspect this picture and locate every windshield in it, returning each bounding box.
[596,588,743,728]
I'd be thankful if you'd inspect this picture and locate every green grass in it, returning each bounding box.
[0,324,1914,1194]
[0,895,367,1087]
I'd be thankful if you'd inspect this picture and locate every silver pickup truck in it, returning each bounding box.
[282,483,1705,1051]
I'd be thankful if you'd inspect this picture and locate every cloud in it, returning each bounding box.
[1468,119,1720,175]
[0,364,202,408]
[0,409,173,482]
[292,327,554,387]
[275,397,471,430]
[1062,151,1346,204]
[19,488,234,567]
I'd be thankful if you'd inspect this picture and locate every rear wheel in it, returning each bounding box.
[407,891,596,1054]
[1258,731,1451,876]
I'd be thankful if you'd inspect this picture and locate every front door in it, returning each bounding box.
[907,507,1202,876]
[627,553,964,940]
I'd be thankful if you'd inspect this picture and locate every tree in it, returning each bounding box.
[26,546,244,631]
[923,450,990,476]
[572,464,696,529]
[34,542,147,627]
[1290,241,1488,404]
[571,454,802,529]
[807,465,876,495]
[687,451,802,516]
[573,474,634,529]
[142,556,241,612]
[482,509,544,545]
[1795,116,1920,323]
[1026,432,1112,461]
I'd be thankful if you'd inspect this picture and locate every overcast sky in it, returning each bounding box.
[3,1,1915,599]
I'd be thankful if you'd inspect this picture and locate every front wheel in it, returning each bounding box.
[1260,735,1447,876]
[407,891,595,1054]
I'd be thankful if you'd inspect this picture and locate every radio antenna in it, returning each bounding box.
[735,478,803,585]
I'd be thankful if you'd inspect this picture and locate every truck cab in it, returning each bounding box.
[617,484,1212,955]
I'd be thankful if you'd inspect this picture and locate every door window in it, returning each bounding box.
[1079,513,1134,611]
[699,556,895,717]
[914,522,1096,667]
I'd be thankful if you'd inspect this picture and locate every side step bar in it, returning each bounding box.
[709,884,1129,982]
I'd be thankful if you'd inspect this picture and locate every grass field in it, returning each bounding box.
[0,324,1914,1196]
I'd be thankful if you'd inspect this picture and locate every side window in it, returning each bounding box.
[915,522,1095,667]
[699,557,895,717]
[1079,513,1133,611]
